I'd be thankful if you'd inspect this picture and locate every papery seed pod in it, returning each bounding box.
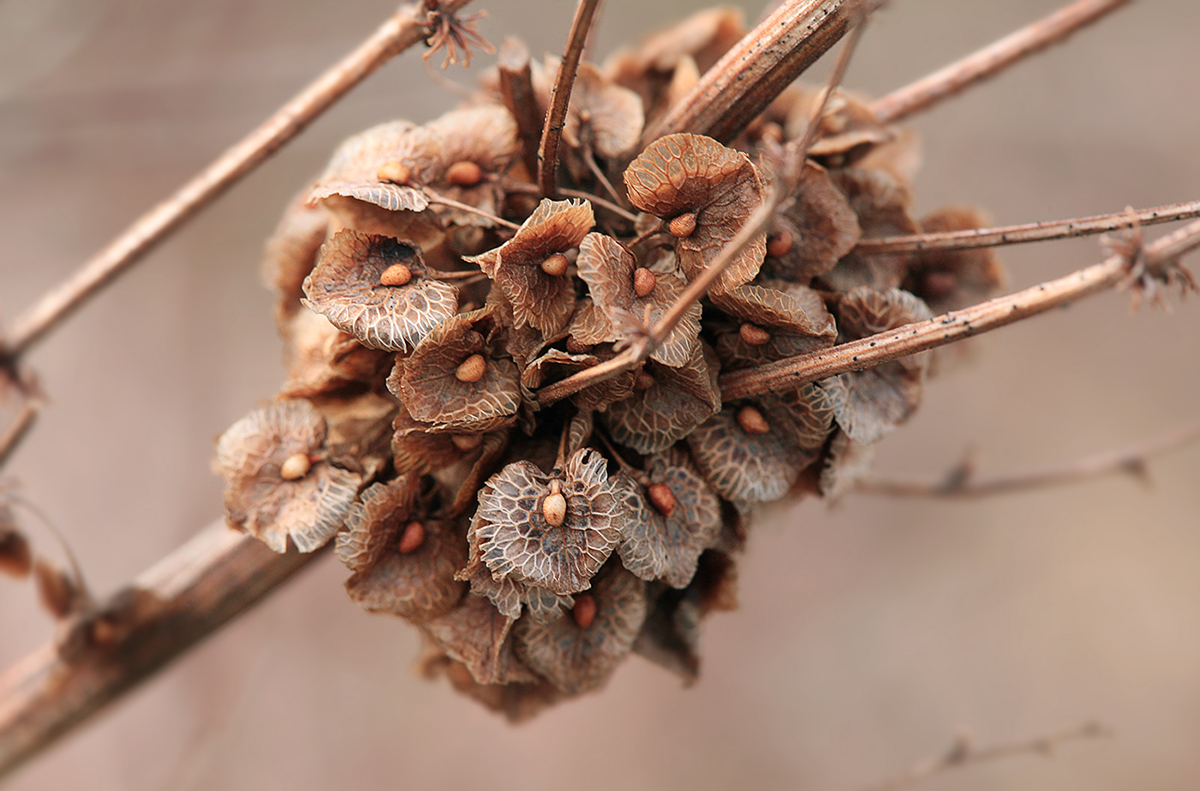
[514,564,647,695]
[711,281,836,370]
[615,447,722,588]
[471,448,624,595]
[575,232,700,367]
[425,650,563,723]
[423,593,536,686]
[277,310,393,399]
[466,199,594,336]
[759,161,861,284]
[633,583,704,684]
[786,88,893,165]
[829,288,933,445]
[262,193,329,326]
[559,61,645,160]
[605,342,721,455]
[624,133,766,293]
[33,558,82,620]
[904,207,1007,313]
[391,306,521,434]
[821,167,920,294]
[337,477,467,623]
[214,399,360,553]
[302,230,458,353]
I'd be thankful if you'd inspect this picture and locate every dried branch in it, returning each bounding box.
[0,522,323,779]
[537,0,602,198]
[858,419,1200,498]
[642,0,868,145]
[864,720,1109,791]
[719,218,1200,402]
[870,0,1130,124]
[497,37,543,180]
[0,403,38,471]
[0,0,474,362]
[857,199,1200,256]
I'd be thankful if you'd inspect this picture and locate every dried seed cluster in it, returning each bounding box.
[216,7,1003,720]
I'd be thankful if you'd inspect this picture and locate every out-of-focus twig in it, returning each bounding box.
[537,0,602,199]
[870,0,1130,123]
[1,0,474,362]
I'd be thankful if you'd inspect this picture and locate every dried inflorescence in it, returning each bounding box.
[216,5,1005,717]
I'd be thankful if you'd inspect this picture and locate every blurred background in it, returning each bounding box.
[2,0,1199,789]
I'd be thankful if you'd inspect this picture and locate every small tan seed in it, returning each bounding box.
[380,262,413,287]
[542,490,567,528]
[377,160,411,184]
[446,160,484,186]
[572,593,597,629]
[647,483,677,518]
[766,230,794,258]
[736,405,770,435]
[668,212,698,238]
[634,370,656,389]
[398,521,426,554]
[739,323,771,346]
[565,336,593,354]
[280,453,311,480]
[632,267,657,298]
[540,253,569,277]
[455,354,487,383]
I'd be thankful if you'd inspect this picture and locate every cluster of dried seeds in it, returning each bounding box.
[214,6,1003,719]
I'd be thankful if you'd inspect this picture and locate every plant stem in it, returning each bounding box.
[870,0,1130,124]
[0,522,324,779]
[0,1,473,362]
[719,219,1200,402]
[641,0,865,145]
[537,0,602,199]
[857,199,1200,256]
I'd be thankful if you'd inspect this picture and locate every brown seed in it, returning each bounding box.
[736,405,770,435]
[632,267,657,298]
[398,521,426,554]
[739,323,771,346]
[572,592,597,629]
[377,160,411,184]
[279,453,311,480]
[0,526,32,579]
[446,160,484,186]
[540,253,569,277]
[647,483,677,518]
[767,229,794,258]
[455,354,487,383]
[668,211,698,238]
[451,433,484,451]
[379,262,413,287]
[542,489,567,528]
[634,370,656,390]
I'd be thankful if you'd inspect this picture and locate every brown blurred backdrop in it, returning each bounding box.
[2,1,1199,789]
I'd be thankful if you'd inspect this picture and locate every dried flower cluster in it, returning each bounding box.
[214,6,1003,719]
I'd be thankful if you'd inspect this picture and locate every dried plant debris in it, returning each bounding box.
[215,399,361,552]
[0,503,32,579]
[218,5,1009,715]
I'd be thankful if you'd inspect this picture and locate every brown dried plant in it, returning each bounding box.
[1,0,1199,787]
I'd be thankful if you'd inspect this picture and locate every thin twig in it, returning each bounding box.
[424,191,522,230]
[0,403,38,471]
[858,419,1200,498]
[856,199,1200,256]
[537,0,602,199]
[864,720,1109,791]
[641,0,869,145]
[0,0,473,361]
[719,218,1200,402]
[0,522,324,779]
[870,0,1130,124]
[503,178,640,224]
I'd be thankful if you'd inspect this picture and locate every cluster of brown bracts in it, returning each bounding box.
[214,8,1002,718]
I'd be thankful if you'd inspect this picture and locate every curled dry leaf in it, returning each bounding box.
[214,399,360,553]
[467,199,595,335]
[302,230,458,353]
[624,133,766,293]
